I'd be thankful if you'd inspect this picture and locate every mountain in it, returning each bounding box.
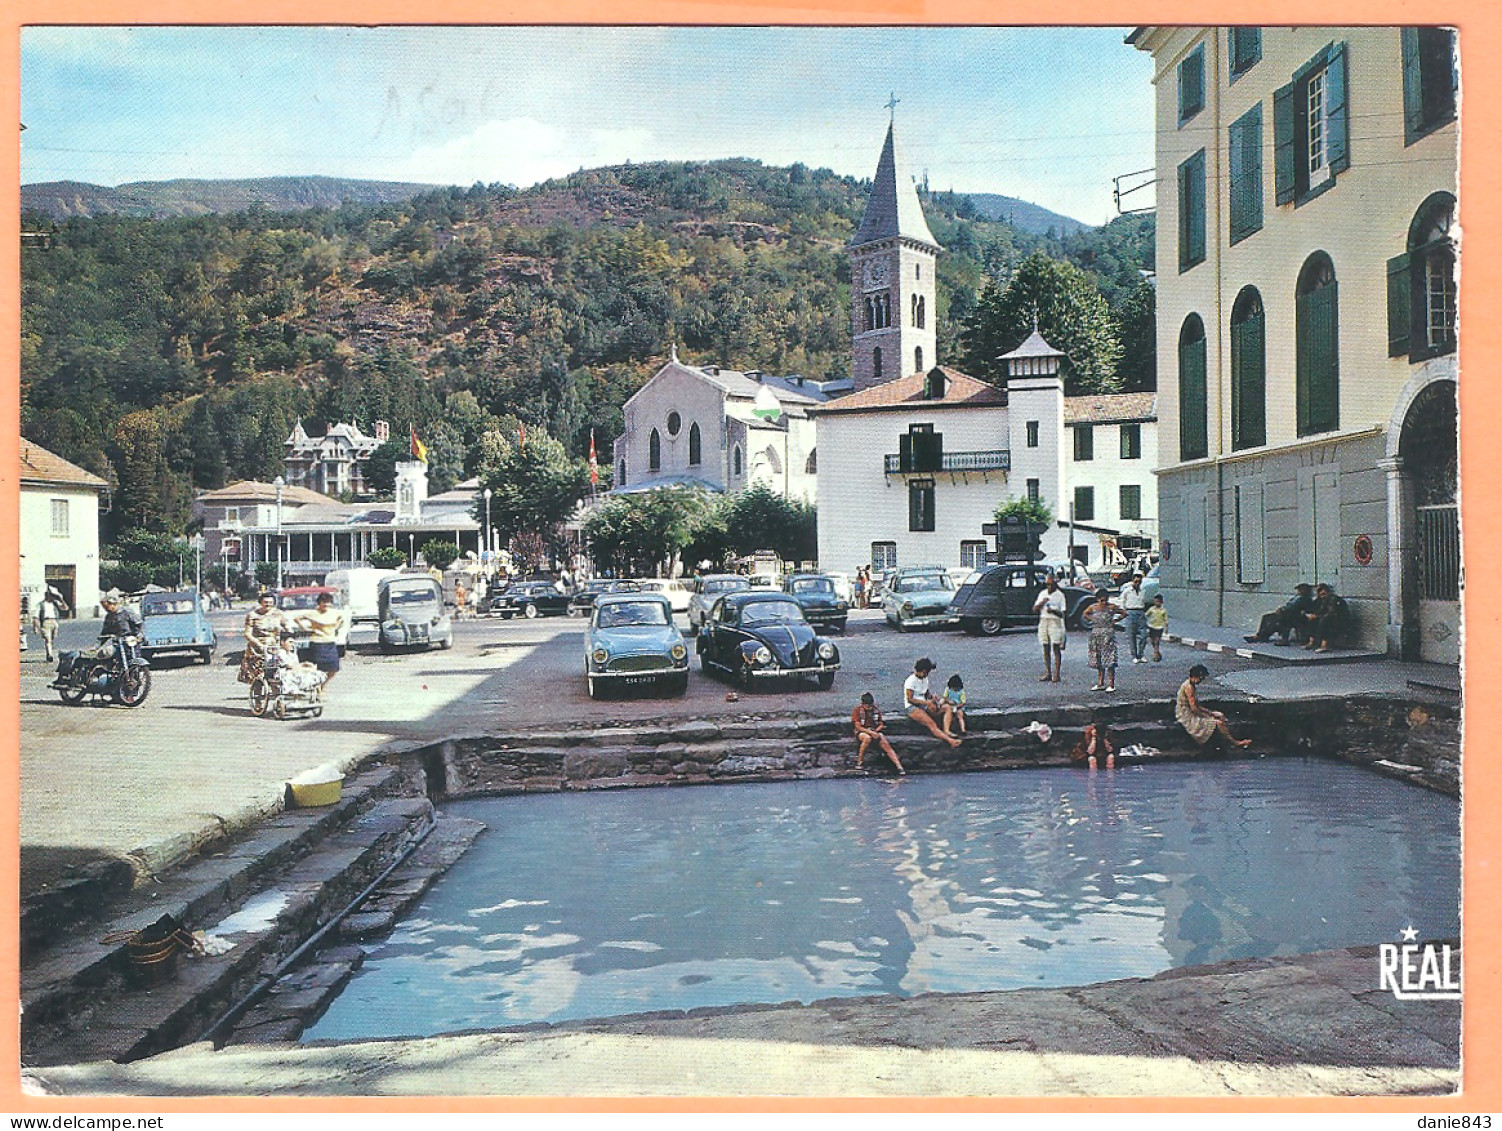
[962,193,1089,236]
[21,176,440,220]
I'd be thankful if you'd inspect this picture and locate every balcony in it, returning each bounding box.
[884,449,1010,475]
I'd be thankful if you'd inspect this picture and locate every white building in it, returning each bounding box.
[611,348,828,501]
[20,440,109,616]
[1130,25,1458,658]
[283,418,389,498]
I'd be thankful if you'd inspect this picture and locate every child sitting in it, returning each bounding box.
[268,632,324,696]
[1070,720,1115,770]
[852,692,905,775]
[940,674,967,737]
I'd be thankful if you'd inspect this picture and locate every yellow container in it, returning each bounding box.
[288,776,342,808]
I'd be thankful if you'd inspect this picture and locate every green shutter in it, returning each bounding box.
[1387,252,1412,357]
[1231,308,1266,450]
[1402,27,1425,143]
[1274,82,1296,205]
[1298,283,1339,435]
[1229,104,1264,243]
[1179,151,1206,271]
[1326,43,1350,174]
[1179,332,1208,460]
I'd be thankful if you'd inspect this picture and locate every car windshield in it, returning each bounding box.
[705,578,750,595]
[740,600,805,627]
[789,578,835,595]
[898,574,954,593]
[596,601,670,628]
[583,581,610,593]
[143,599,195,615]
[279,593,328,610]
[388,586,436,604]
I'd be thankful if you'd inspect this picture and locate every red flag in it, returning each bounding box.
[588,429,599,486]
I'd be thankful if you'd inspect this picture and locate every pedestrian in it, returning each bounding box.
[854,567,867,609]
[940,673,967,737]
[1119,572,1150,663]
[852,691,904,774]
[1145,594,1168,662]
[454,578,468,621]
[1033,574,1068,682]
[34,588,68,663]
[904,657,961,748]
[1070,718,1116,770]
[1176,664,1251,749]
[294,591,347,689]
[239,592,288,684]
[1084,590,1125,692]
[1244,583,1316,646]
[1302,583,1351,653]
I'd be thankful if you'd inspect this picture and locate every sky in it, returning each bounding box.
[20,26,1156,226]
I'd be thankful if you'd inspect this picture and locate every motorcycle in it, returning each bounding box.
[51,634,152,707]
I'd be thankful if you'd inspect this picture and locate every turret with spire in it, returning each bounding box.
[849,103,939,391]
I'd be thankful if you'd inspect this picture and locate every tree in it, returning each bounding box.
[1114,279,1157,392]
[368,546,407,569]
[472,429,591,548]
[582,486,714,577]
[995,496,1053,527]
[363,438,408,497]
[958,252,1124,394]
[419,538,461,572]
[718,485,817,563]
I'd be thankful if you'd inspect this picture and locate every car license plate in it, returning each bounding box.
[623,675,657,685]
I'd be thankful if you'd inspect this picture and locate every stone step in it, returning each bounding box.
[21,793,435,1067]
[338,817,486,940]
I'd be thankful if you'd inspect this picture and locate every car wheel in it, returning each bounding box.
[978,617,1004,637]
[198,647,213,664]
[523,603,538,619]
[816,672,836,691]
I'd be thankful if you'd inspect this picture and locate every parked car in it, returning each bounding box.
[377,575,454,651]
[948,564,1099,635]
[276,585,349,655]
[824,571,853,603]
[138,589,217,665]
[632,578,693,614]
[491,580,573,619]
[783,573,849,632]
[584,592,689,699]
[687,573,753,633]
[882,566,959,632]
[570,578,641,617]
[696,591,840,690]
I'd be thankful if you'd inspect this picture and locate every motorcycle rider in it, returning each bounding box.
[99,592,143,641]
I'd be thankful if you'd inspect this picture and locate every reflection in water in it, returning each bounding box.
[304,759,1459,1042]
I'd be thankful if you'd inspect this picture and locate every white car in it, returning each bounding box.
[633,578,693,614]
[824,571,853,603]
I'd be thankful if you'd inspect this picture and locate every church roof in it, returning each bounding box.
[851,123,939,250]
[1064,392,1158,425]
[632,355,826,410]
[809,367,1005,414]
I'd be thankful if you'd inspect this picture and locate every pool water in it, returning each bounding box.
[303,759,1460,1042]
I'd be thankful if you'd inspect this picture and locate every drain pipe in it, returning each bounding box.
[196,815,437,1048]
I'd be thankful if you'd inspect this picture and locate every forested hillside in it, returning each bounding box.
[21,158,1153,538]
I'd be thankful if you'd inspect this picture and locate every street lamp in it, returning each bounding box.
[273,475,285,591]
[190,533,204,593]
[408,533,416,567]
[483,488,492,567]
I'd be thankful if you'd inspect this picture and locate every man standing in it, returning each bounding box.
[1119,572,1149,664]
[1033,574,1068,682]
[33,588,69,663]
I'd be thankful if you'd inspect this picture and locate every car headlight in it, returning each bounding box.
[753,646,773,665]
[592,647,609,664]
[818,642,836,660]
[431,615,441,626]
[671,643,687,661]
[836,601,848,611]
[902,602,914,615]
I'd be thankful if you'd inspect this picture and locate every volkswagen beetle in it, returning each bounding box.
[696,591,839,690]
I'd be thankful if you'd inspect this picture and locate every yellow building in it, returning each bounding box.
[1130,26,1458,660]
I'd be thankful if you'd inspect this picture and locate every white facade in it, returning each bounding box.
[1133,25,1458,657]
[20,442,108,616]
[612,352,823,502]
[1063,395,1160,551]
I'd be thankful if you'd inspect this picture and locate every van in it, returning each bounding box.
[324,567,399,624]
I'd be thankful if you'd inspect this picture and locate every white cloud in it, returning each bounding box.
[391,117,655,189]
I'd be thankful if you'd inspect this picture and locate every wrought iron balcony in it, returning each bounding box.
[884,449,1010,474]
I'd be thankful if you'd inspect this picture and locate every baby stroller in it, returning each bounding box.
[248,646,324,720]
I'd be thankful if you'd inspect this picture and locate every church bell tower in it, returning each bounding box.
[850,105,939,391]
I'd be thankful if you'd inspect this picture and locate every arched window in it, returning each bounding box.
[915,346,924,374]
[864,297,875,331]
[733,445,743,477]
[805,448,817,474]
[1391,192,1457,361]
[873,347,883,382]
[649,428,662,472]
[618,459,626,486]
[1178,314,1208,460]
[688,422,701,466]
[667,411,681,437]
[1296,252,1339,436]
[763,445,782,475]
[911,294,918,325]
[1230,287,1266,450]
[918,296,926,328]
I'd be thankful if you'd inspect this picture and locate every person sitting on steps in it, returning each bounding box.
[904,658,961,749]
[1244,583,1315,646]
[1302,583,1351,654]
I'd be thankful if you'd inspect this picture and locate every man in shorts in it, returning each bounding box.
[1033,574,1067,682]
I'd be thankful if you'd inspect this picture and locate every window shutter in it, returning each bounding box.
[1189,152,1206,264]
[1299,283,1339,434]
[1387,252,1412,357]
[1179,333,1208,461]
[1273,82,1296,205]
[1401,27,1425,144]
[1326,42,1350,174]
[1177,160,1190,270]
[898,432,914,473]
[1231,308,1266,450]
[1229,105,1263,243]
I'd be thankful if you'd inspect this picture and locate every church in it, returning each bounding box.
[811,118,1159,576]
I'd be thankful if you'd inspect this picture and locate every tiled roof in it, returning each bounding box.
[195,480,338,506]
[1064,393,1158,425]
[851,123,939,249]
[808,367,1006,414]
[19,441,108,489]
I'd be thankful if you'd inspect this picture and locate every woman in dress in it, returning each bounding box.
[1175,664,1251,748]
[239,592,288,684]
[1084,590,1124,692]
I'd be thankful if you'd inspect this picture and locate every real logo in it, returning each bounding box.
[1378,927,1460,1000]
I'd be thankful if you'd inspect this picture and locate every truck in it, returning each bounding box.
[324,567,400,624]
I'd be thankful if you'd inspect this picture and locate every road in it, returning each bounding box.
[19,604,1250,892]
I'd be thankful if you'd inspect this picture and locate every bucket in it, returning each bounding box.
[287,763,344,808]
[103,914,193,986]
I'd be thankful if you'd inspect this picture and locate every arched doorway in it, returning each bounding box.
[1400,381,1458,662]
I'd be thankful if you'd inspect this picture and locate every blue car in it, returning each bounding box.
[139,589,217,665]
[585,592,689,699]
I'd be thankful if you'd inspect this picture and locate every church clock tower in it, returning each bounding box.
[850,108,939,391]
